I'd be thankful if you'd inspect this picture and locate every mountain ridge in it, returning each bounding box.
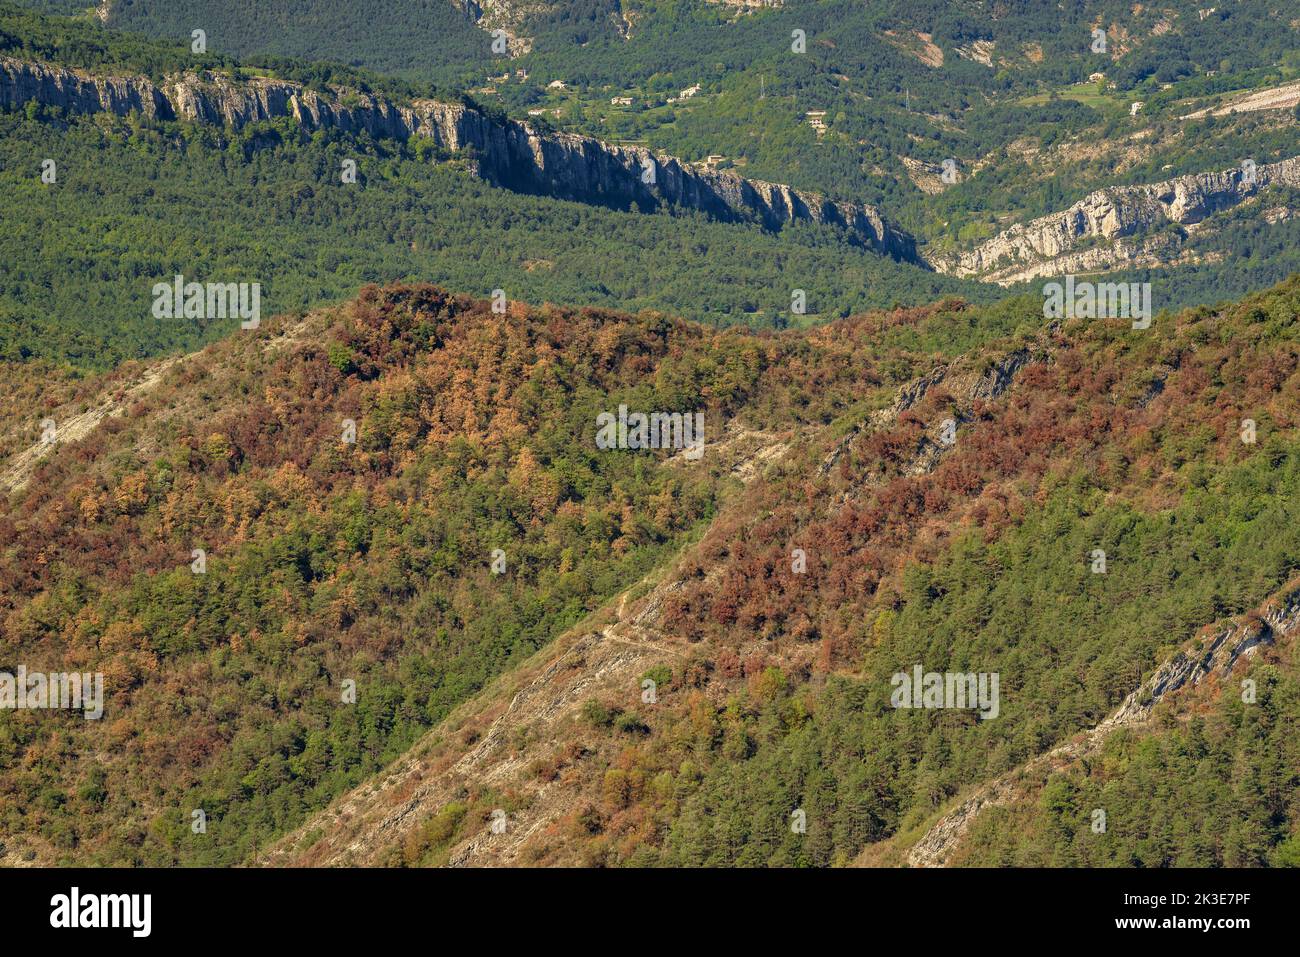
[0,54,921,261]
[257,275,1300,868]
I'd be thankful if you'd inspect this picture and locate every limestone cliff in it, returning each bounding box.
[0,56,920,262]
[931,156,1300,283]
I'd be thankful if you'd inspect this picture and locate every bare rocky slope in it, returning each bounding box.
[0,55,919,261]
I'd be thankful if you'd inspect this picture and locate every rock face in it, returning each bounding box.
[818,341,1034,479]
[0,56,921,262]
[0,55,172,119]
[931,156,1300,282]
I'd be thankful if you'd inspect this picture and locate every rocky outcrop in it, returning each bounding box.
[931,156,1300,282]
[904,579,1300,867]
[0,56,173,119]
[0,56,920,262]
[1181,79,1300,119]
[817,342,1035,479]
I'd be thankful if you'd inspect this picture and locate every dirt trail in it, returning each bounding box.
[0,356,181,496]
[1,317,315,498]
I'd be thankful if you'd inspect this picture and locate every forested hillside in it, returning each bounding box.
[43,0,1300,219]
[3,1,1300,875]
[0,4,1010,376]
[7,271,1299,866]
[0,284,741,863]
[1,104,977,371]
[261,275,1300,868]
[0,276,1036,865]
[17,0,491,85]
